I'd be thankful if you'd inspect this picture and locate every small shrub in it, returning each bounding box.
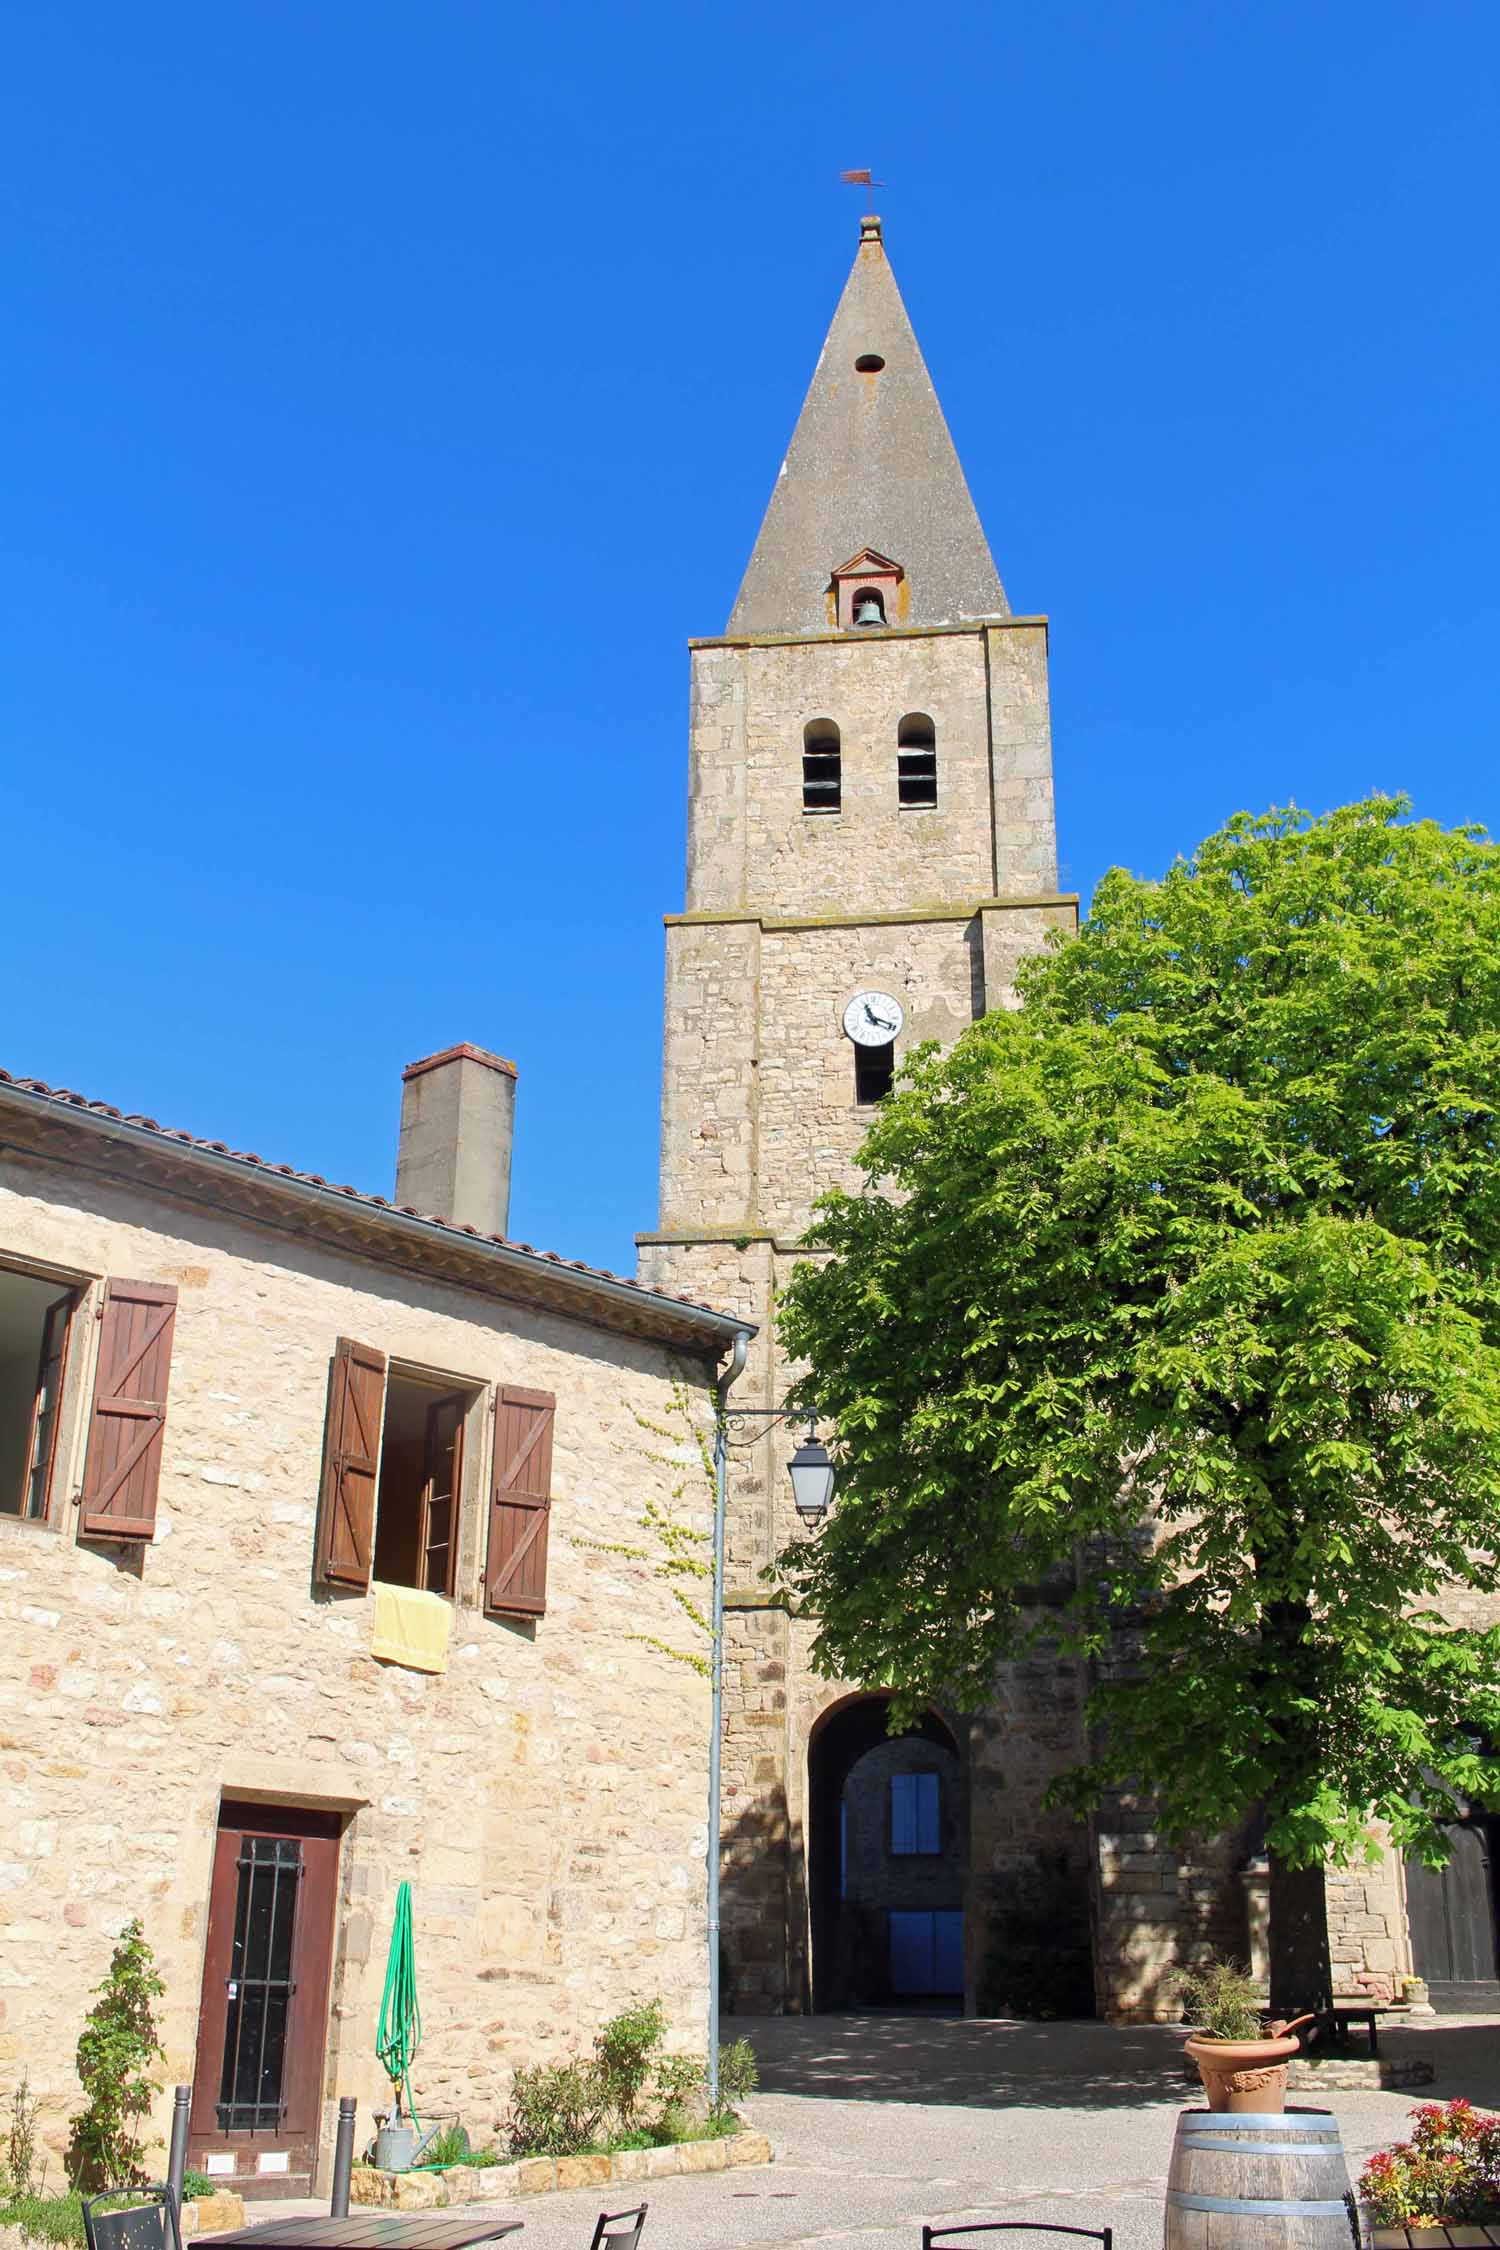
[421,2123,471,2170]
[594,2003,665,2131]
[1360,2100,1500,2225]
[504,2060,609,2159]
[0,2192,89,2247]
[7,2073,43,2198]
[648,2052,701,2140]
[66,1920,166,2191]
[181,2172,217,2201]
[713,2038,758,2114]
[1172,1958,1263,2043]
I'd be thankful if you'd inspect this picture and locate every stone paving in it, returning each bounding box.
[263,2012,1500,2250]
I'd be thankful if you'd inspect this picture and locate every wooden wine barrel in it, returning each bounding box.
[1165,2107,1355,2250]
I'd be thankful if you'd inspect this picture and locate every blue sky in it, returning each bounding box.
[2,2,1496,1277]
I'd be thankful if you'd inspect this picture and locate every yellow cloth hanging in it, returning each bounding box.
[370,1581,453,1674]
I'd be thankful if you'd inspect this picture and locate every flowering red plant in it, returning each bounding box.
[1360,2102,1500,2225]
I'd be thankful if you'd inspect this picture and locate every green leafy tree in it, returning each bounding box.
[777,798,1500,2013]
[68,1920,166,2189]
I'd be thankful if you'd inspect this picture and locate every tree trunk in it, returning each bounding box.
[1267,1850,1333,2021]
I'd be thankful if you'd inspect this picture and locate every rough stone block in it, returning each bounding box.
[469,2164,521,2198]
[641,2144,682,2178]
[518,2159,558,2195]
[349,2168,391,2207]
[727,2131,773,2167]
[555,2155,612,2191]
[610,2150,651,2182]
[677,2139,729,2173]
[182,2193,246,2235]
[394,2173,441,2210]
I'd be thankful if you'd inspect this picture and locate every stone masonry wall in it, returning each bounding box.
[685,624,1057,918]
[0,1148,717,2193]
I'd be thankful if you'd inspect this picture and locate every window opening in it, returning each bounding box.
[0,1266,77,1520]
[854,1040,895,1105]
[803,719,841,814]
[372,1369,470,1596]
[852,587,885,627]
[898,712,937,808]
[891,1770,941,1854]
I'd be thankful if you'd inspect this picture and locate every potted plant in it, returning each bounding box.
[1175,1959,1312,2114]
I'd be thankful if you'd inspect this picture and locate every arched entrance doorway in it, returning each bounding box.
[807,1695,966,2012]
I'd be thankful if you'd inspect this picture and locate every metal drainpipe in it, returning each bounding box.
[708,1327,750,2109]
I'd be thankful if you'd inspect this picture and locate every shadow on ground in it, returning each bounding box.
[739,2011,1191,2111]
[737,2010,1500,2115]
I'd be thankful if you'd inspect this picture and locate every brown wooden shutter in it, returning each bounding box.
[315,1337,387,1591]
[485,1385,555,1617]
[79,1279,178,1541]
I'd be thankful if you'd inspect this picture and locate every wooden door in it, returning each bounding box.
[1405,1820,1500,2010]
[189,1803,341,2198]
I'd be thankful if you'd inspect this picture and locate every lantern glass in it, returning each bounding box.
[788,1435,835,1525]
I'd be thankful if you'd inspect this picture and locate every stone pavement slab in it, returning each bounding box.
[235,2013,1500,2250]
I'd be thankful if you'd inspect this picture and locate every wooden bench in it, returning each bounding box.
[1304,2001,1409,2057]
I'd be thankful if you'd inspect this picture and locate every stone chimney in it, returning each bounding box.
[395,1043,518,1237]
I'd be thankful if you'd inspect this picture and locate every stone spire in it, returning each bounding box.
[727,214,1009,636]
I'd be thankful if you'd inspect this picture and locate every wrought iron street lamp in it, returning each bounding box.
[787,1420,836,1527]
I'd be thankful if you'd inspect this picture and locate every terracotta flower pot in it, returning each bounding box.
[1184,2032,1302,2113]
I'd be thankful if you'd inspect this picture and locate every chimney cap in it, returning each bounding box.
[402,1042,518,1084]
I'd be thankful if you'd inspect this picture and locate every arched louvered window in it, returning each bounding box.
[898,712,937,809]
[803,719,841,814]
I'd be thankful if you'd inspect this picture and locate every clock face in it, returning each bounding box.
[842,989,905,1047]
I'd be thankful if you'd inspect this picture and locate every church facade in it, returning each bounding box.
[638,214,1469,2022]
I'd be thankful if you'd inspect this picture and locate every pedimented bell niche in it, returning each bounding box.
[828,548,907,631]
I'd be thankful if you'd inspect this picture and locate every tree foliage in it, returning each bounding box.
[778,798,1500,1888]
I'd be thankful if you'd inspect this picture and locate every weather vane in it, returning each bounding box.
[840,168,886,213]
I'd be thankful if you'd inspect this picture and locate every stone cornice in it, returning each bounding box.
[688,616,1048,652]
[665,892,1078,933]
[0,1089,753,1360]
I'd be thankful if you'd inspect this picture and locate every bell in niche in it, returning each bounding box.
[852,589,885,627]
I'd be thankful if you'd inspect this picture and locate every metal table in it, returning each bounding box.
[209,2217,522,2250]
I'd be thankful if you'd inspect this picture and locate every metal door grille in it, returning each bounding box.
[216,1835,302,2131]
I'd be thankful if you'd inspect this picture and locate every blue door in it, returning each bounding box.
[889,1909,964,1996]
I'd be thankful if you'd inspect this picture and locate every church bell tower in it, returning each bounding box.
[638,213,1077,2013]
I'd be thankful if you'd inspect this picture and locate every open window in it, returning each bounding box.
[0,1264,80,1522]
[373,1370,472,1597]
[315,1342,476,1598]
[803,719,841,814]
[898,713,937,808]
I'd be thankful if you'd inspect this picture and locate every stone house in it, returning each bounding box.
[638,213,1498,2024]
[0,1045,751,2197]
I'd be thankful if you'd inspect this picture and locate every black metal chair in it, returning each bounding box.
[81,2189,183,2250]
[588,2203,648,2250]
[923,2226,1111,2250]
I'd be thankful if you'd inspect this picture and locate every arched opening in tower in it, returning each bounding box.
[807,1693,966,2012]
